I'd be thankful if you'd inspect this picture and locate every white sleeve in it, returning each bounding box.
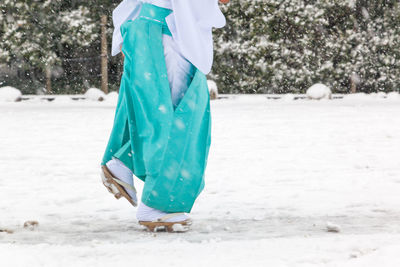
[167,0,226,74]
[111,0,142,56]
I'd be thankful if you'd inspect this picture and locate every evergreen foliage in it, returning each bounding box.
[1,0,400,94]
[0,0,120,94]
[212,0,400,93]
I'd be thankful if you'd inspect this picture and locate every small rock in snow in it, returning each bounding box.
[0,228,14,234]
[84,88,106,101]
[306,84,332,100]
[0,86,22,102]
[326,221,341,233]
[349,252,360,258]
[207,80,218,100]
[23,220,39,231]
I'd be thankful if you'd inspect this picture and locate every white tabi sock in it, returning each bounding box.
[106,158,137,204]
[136,202,189,222]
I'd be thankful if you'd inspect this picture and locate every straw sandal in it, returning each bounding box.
[139,213,192,232]
[101,165,138,207]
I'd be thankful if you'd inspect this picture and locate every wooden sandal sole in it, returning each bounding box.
[139,220,192,232]
[101,165,137,207]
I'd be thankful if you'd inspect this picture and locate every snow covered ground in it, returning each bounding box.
[1,95,400,266]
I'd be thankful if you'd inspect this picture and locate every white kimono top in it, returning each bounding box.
[111,0,226,74]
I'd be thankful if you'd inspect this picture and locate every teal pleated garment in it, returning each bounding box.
[102,4,212,213]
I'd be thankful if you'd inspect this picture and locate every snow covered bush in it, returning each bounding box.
[306,84,332,100]
[1,2,97,68]
[212,0,400,94]
[0,86,22,102]
[84,88,106,101]
[0,1,98,93]
[207,80,219,100]
[2,0,400,94]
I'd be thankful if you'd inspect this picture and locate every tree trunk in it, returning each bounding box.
[350,73,360,94]
[101,15,109,94]
[350,80,357,94]
[45,65,52,94]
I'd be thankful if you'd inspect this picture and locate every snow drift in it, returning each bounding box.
[0,86,22,102]
[105,91,119,104]
[306,84,332,100]
[84,88,106,101]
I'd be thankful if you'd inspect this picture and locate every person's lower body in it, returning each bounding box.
[101,4,212,230]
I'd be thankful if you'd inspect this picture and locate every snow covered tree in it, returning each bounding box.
[212,0,400,94]
[2,0,400,94]
[315,0,400,93]
[0,0,98,92]
[212,0,351,93]
[212,0,265,94]
[344,0,400,92]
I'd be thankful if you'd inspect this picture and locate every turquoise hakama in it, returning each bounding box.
[102,4,212,213]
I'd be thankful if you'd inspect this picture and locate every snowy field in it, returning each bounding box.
[1,94,400,266]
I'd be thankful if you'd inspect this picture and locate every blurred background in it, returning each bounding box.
[1,0,400,95]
